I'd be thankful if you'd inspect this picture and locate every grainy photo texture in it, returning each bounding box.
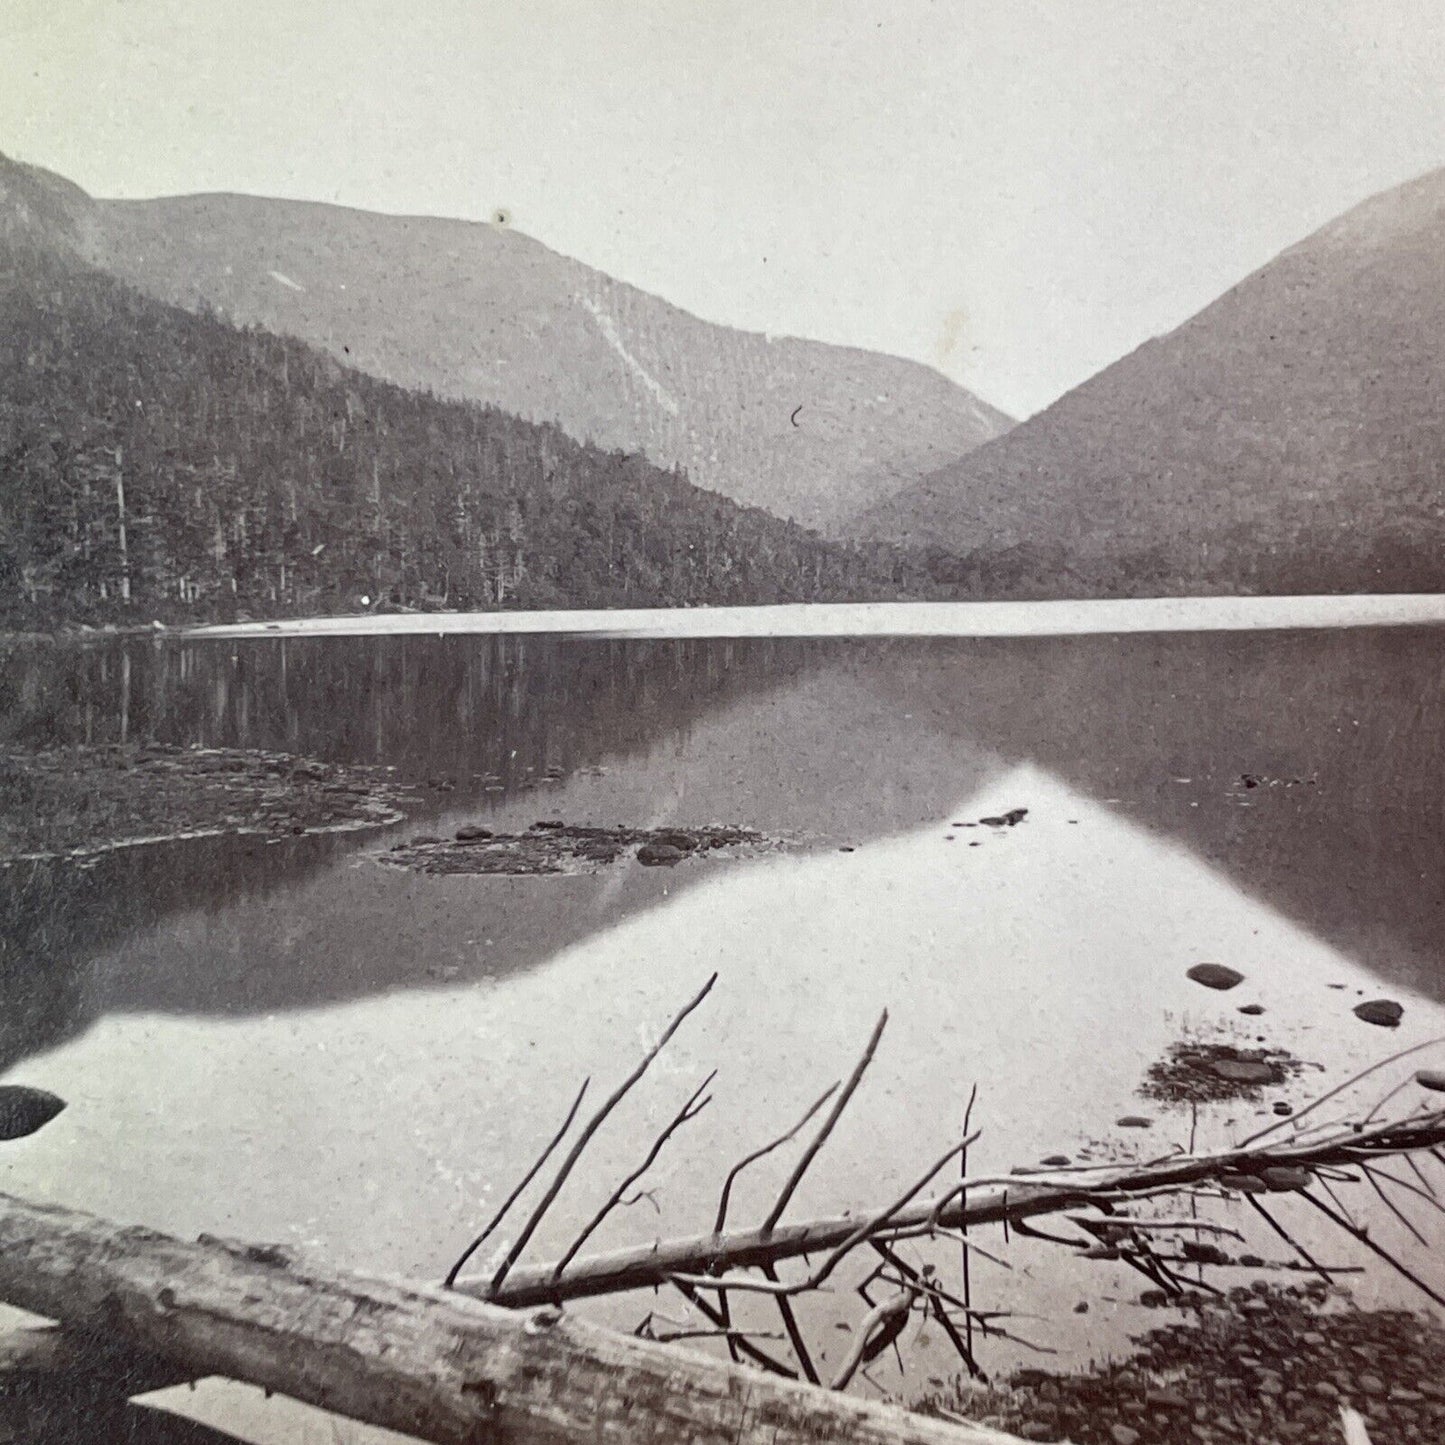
[2,5,1444,1443]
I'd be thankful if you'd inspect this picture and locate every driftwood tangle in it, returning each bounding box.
[466,1109,1445,1308]
[2,981,1440,1444]
[0,1190,1022,1445]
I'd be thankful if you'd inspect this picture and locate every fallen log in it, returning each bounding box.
[0,1191,1022,1445]
[465,1107,1445,1308]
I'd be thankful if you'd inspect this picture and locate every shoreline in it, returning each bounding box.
[179,594,1445,639]
[6,594,1445,646]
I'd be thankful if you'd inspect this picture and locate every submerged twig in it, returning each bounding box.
[762,1261,819,1384]
[830,1288,915,1390]
[1299,1187,1445,1309]
[668,1278,798,1379]
[1367,1163,1445,1218]
[1361,1165,1429,1247]
[1244,1194,1339,1287]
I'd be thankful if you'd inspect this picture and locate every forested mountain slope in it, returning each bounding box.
[0,236,963,627]
[862,167,1445,595]
[0,152,1010,535]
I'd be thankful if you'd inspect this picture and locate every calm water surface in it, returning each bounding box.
[2,617,1443,1441]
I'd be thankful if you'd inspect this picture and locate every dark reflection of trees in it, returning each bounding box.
[0,634,820,1070]
[860,626,1445,1000]
[6,624,1441,1076]
[0,633,814,777]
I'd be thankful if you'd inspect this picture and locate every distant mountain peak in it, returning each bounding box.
[0,154,1009,534]
[861,166,1445,596]
[1298,164,1445,257]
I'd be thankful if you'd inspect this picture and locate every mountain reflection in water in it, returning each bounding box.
[3,625,1442,1072]
[2,620,1444,1441]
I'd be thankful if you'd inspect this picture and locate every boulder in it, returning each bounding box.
[637,843,685,867]
[1187,963,1245,990]
[0,1085,67,1141]
[980,807,1029,827]
[1353,999,1404,1028]
[1207,1058,1277,1085]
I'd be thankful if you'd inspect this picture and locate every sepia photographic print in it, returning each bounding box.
[3,4,1445,1442]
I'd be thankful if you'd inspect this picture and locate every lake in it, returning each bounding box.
[2,606,1444,1442]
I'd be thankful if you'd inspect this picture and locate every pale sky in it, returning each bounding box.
[3,0,1444,417]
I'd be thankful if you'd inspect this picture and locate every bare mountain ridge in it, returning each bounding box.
[861,166,1445,594]
[0,153,1009,534]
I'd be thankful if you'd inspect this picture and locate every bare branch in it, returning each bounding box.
[959,1088,976,1372]
[804,1134,981,1290]
[762,1011,888,1234]
[1298,1187,1445,1309]
[914,1226,1013,1269]
[443,1074,590,1289]
[487,972,717,1295]
[672,1133,978,1299]
[1361,1166,1429,1247]
[713,1082,840,1235]
[550,1071,715,1285]
[649,1327,785,1345]
[465,1102,1445,1309]
[668,1277,798,1379]
[1236,1036,1445,1148]
[831,1288,916,1390]
[873,1243,980,1378]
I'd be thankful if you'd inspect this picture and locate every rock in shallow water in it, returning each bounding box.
[1208,1058,1278,1085]
[1353,999,1404,1028]
[0,1085,66,1141]
[979,807,1029,827]
[1417,1069,1445,1092]
[1187,962,1244,990]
